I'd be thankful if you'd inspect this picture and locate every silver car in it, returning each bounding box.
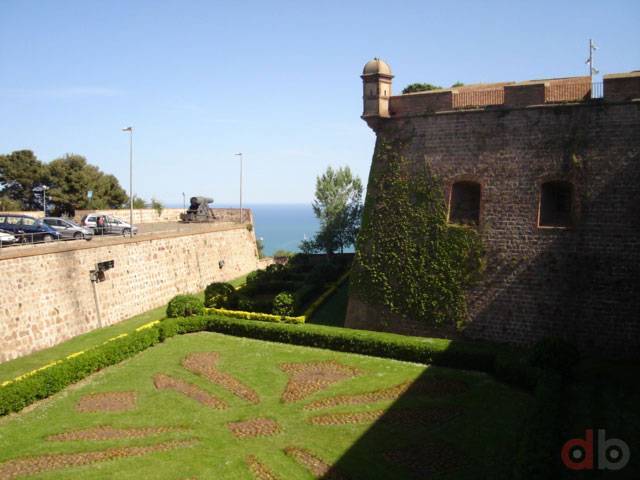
[80,214,138,236]
[43,217,94,241]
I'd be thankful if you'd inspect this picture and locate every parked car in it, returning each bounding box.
[80,214,138,236]
[0,214,61,243]
[0,229,17,245]
[43,217,94,241]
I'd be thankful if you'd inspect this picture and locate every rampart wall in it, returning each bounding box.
[350,66,640,356]
[0,223,260,362]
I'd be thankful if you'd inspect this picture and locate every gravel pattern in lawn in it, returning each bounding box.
[183,352,260,404]
[283,446,347,480]
[47,425,186,442]
[227,418,281,438]
[0,439,197,480]
[280,361,360,403]
[304,376,468,410]
[308,406,462,426]
[246,455,280,480]
[154,373,228,409]
[75,391,137,413]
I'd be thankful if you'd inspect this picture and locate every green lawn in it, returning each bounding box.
[0,332,532,479]
[308,281,349,327]
[0,275,249,384]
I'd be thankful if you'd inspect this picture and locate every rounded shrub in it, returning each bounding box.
[166,294,205,318]
[272,291,295,316]
[204,282,238,309]
[528,337,580,375]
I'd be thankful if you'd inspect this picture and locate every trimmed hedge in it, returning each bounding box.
[0,328,160,416]
[272,292,294,316]
[1,313,537,417]
[166,294,204,318]
[162,315,500,372]
[204,282,238,309]
[514,372,564,479]
[204,308,305,325]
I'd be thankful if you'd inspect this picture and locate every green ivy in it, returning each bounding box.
[350,137,484,329]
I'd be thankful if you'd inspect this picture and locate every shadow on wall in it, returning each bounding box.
[466,145,640,357]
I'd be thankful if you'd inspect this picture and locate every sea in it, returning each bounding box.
[168,203,321,256]
[247,203,320,256]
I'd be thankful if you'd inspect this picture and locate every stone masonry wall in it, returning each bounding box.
[347,101,640,356]
[0,224,260,362]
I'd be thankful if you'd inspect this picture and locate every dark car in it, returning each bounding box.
[0,214,61,243]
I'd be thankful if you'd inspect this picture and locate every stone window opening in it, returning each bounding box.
[448,181,481,226]
[538,181,574,228]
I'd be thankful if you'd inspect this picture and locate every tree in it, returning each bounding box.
[0,150,46,209]
[45,154,128,215]
[130,196,146,209]
[0,196,22,211]
[0,150,128,214]
[310,166,363,255]
[93,174,128,209]
[151,198,164,216]
[402,83,442,94]
[256,237,265,258]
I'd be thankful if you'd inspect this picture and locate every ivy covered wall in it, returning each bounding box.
[349,135,484,332]
[348,101,640,356]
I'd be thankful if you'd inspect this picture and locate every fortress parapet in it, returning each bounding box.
[360,59,640,129]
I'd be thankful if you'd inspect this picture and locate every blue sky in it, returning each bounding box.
[1,0,639,204]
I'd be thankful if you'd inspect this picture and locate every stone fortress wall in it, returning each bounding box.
[348,60,640,355]
[0,219,261,363]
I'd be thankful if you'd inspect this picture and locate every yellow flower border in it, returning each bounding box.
[0,320,160,388]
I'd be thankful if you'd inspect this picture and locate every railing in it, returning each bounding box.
[591,82,603,99]
[0,232,92,250]
[0,221,243,253]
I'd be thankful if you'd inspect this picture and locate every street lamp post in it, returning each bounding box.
[41,185,49,216]
[122,126,133,237]
[235,153,243,223]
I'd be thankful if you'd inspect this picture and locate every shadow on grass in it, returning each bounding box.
[317,345,528,480]
[308,281,350,328]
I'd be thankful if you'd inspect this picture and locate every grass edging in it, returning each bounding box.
[202,271,351,324]
[204,308,305,324]
[301,271,351,318]
[1,314,534,416]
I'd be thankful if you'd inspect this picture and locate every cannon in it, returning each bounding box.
[180,196,217,222]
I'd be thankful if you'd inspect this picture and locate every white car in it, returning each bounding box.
[0,230,17,245]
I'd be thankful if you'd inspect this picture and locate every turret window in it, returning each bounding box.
[448,181,481,226]
[538,181,573,228]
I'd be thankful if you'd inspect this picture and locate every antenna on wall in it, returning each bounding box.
[585,38,599,81]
